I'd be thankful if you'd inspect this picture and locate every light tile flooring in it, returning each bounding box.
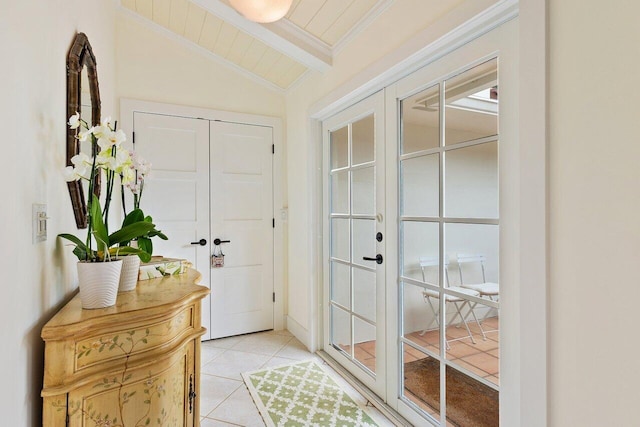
[199,330,395,426]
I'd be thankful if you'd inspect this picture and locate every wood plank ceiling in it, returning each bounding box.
[121,0,384,90]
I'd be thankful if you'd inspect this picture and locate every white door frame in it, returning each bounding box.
[307,1,548,426]
[120,98,286,333]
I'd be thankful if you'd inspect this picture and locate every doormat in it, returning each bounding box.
[404,357,499,427]
[242,359,379,427]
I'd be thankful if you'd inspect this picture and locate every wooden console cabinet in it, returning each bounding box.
[41,269,209,426]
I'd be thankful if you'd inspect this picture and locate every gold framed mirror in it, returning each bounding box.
[66,32,101,229]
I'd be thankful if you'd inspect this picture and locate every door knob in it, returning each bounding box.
[190,239,207,246]
[213,238,231,245]
[363,254,383,264]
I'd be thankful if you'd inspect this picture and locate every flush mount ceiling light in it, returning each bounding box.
[229,0,293,23]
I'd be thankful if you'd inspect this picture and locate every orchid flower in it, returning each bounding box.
[68,112,81,129]
[77,126,94,142]
[97,128,126,151]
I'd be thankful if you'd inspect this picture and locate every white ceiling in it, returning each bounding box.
[120,0,392,90]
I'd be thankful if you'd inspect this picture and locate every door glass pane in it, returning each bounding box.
[352,115,374,165]
[445,223,499,287]
[331,218,350,262]
[403,281,440,354]
[331,305,351,356]
[445,365,499,425]
[401,154,439,217]
[330,126,348,169]
[445,222,499,386]
[401,221,439,282]
[402,343,440,422]
[445,298,499,387]
[331,261,350,309]
[354,267,376,322]
[445,59,498,146]
[352,219,376,268]
[401,84,440,154]
[445,142,498,219]
[354,318,376,373]
[331,170,349,214]
[352,167,375,215]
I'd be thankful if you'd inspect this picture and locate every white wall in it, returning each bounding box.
[0,0,118,423]
[548,2,640,425]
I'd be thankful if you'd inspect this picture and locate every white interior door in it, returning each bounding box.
[132,112,212,340]
[209,121,274,339]
[322,91,386,398]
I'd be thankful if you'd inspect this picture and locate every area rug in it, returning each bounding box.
[404,357,499,427]
[242,359,379,427]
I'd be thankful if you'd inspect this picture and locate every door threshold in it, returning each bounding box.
[316,350,412,427]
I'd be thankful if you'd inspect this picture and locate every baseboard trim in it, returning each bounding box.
[285,315,310,349]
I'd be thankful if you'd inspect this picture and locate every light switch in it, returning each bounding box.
[33,204,47,243]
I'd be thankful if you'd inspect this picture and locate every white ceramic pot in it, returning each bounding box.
[118,256,141,292]
[77,260,123,309]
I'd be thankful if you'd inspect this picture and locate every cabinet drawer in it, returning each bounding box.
[74,306,193,371]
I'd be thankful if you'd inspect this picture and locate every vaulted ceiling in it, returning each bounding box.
[120,0,393,90]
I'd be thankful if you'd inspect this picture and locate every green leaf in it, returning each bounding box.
[109,222,156,245]
[123,209,145,227]
[58,233,89,261]
[137,237,153,256]
[91,199,109,254]
[108,246,152,262]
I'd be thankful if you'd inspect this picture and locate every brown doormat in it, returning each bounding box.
[404,357,499,427]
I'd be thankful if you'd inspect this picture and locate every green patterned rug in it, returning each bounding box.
[242,359,380,427]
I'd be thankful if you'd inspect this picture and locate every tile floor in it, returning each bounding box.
[199,330,396,426]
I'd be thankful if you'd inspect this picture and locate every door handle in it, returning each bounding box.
[213,238,231,245]
[190,239,207,246]
[363,254,383,264]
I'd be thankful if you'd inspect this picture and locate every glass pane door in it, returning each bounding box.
[323,91,386,397]
[398,58,500,425]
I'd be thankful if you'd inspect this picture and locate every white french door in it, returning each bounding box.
[322,19,517,426]
[322,91,386,398]
[131,112,275,341]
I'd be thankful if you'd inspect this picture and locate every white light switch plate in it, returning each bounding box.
[33,204,47,243]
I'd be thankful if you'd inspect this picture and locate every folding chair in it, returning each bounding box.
[457,254,500,339]
[418,256,483,349]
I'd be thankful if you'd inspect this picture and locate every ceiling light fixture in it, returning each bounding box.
[229,0,293,23]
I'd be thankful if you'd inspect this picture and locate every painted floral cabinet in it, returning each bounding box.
[41,269,209,427]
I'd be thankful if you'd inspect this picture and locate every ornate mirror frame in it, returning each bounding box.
[67,32,101,229]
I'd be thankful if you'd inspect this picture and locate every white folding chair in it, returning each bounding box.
[418,256,483,349]
[457,254,500,339]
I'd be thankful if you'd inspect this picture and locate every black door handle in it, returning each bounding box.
[190,239,207,246]
[213,238,231,245]
[363,254,383,264]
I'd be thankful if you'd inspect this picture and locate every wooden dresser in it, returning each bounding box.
[41,269,209,427]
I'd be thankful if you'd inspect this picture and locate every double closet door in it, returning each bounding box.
[132,112,274,341]
[322,19,516,426]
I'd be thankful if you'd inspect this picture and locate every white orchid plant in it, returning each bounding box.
[59,113,163,262]
[119,149,167,256]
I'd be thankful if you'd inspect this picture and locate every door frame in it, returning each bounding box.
[308,1,548,426]
[120,98,286,333]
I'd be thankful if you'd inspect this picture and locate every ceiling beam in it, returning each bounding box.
[192,0,332,72]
